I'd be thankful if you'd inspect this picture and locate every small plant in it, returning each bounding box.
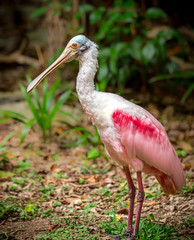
[182,184,194,194]
[20,77,72,142]
[60,125,101,147]
[99,210,178,239]
[144,184,164,199]
[37,217,100,240]
[0,76,72,143]
[0,196,37,220]
[0,130,18,169]
[16,160,32,174]
[76,1,193,101]
[40,209,53,218]
[176,149,187,157]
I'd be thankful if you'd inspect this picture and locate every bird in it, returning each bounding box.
[27,35,186,240]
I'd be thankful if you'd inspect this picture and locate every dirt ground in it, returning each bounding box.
[0,94,194,240]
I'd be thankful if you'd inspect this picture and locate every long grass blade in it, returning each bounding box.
[46,80,60,112]
[49,89,72,120]
[149,71,194,83]
[0,130,18,148]
[181,83,194,103]
[20,84,43,129]
[19,118,35,145]
[58,109,78,122]
[0,110,26,123]
[26,75,41,109]
[42,79,48,113]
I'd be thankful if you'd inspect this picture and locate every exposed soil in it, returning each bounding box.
[0,96,194,240]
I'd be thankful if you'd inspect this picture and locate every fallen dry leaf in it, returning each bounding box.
[177,141,193,152]
[50,164,62,173]
[147,201,161,207]
[182,162,194,170]
[117,208,128,215]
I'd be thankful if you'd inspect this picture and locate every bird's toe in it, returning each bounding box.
[107,230,132,239]
[106,233,123,239]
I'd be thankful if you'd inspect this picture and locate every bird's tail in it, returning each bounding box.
[155,174,177,195]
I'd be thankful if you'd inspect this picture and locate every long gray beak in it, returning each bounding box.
[27,47,76,92]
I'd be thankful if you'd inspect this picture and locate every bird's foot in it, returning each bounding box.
[107,230,132,239]
[128,234,136,240]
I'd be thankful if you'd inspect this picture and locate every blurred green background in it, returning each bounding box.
[0,0,194,102]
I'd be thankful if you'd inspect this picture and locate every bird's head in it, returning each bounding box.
[27,35,89,92]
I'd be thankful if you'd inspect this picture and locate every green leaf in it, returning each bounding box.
[98,62,108,81]
[145,7,167,19]
[127,37,143,61]
[20,85,43,129]
[19,118,35,145]
[88,148,100,159]
[77,4,94,19]
[57,109,78,122]
[0,110,26,123]
[142,41,156,64]
[46,80,60,112]
[42,79,48,113]
[49,89,72,120]
[150,71,194,83]
[0,130,18,148]
[89,7,105,24]
[176,149,187,157]
[30,7,46,19]
[0,170,15,178]
[26,76,41,109]
[181,83,194,103]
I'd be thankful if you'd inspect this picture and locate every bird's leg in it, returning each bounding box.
[131,171,145,240]
[107,166,136,240]
[123,166,136,237]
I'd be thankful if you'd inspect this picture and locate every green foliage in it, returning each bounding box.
[0,196,37,220]
[87,147,100,159]
[0,76,72,143]
[60,125,101,147]
[37,218,99,240]
[145,7,167,19]
[0,131,18,169]
[21,77,72,142]
[182,184,194,194]
[76,0,193,100]
[99,209,178,239]
[176,149,187,157]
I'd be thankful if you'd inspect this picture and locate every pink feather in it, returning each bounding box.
[112,110,185,195]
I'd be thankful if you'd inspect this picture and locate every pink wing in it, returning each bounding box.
[112,110,185,194]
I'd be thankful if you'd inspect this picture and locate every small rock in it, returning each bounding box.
[74,199,82,206]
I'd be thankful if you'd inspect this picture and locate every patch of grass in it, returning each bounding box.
[60,125,101,148]
[38,184,55,194]
[0,77,72,143]
[145,182,164,199]
[16,160,32,174]
[0,196,37,220]
[182,183,194,194]
[40,209,53,218]
[0,130,18,169]
[36,217,99,240]
[99,209,178,239]
[0,231,14,239]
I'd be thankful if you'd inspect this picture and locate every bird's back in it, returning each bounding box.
[92,91,185,194]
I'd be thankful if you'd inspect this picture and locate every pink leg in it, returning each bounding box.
[123,166,136,235]
[132,171,145,239]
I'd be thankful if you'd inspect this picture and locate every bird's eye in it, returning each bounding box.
[71,43,79,49]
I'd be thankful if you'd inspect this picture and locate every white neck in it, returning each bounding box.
[76,40,98,111]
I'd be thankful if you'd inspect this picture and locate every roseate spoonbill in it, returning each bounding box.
[27,35,186,239]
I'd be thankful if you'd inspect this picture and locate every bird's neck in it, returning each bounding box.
[76,42,98,110]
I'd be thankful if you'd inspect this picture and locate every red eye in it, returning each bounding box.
[71,43,78,48]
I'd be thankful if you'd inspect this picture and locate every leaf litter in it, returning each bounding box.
[0,105,193,240]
